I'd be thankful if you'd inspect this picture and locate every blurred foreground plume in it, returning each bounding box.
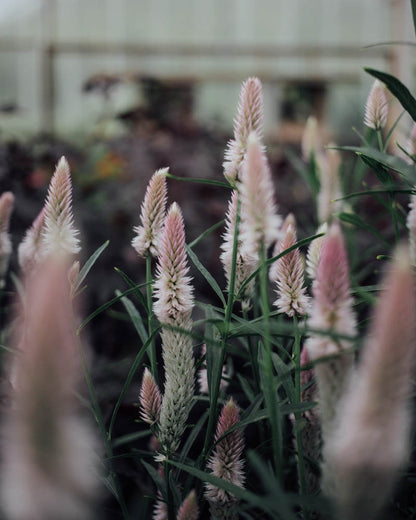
[1,255,100,520]
[325,245,416,520]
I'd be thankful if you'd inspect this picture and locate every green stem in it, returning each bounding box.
[202,193,240,461]
[146,254,158,383]
[164,462,175,520]
[259,244,282,481]
[243,307,260,391]
[293,316,307,501]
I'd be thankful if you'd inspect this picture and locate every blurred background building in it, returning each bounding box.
[0,0,413,143]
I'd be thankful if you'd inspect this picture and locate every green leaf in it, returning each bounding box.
[364,67,416,122]
[412,0,416,39]
[338,212,390,245]
[166,172,231,189]
[359,155,391,184]
[73,240,109,294]
[77,283,149,332]
[116,291,148,344]
[188,219,224,249]
[186,246,226,306]
[331,145,416,184]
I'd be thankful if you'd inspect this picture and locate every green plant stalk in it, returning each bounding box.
[146,254,158,383]
[293,315,307,500]
[243,306,260,392]
[377,129,399,242]
[259,244,282,481]
[164,461,175,520]
[202,195,240,461]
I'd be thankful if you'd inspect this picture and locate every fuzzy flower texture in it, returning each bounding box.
[132,168,168,258]
[0,191,14,287]
[223,77,264,182]
[364,79,388,131]
[153,203,195,455]
[205,398,245,520]
[272,214,309,317]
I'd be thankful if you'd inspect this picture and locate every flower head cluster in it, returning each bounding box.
[305,223,356,440]
[223,77,264,182]
[153,203,194,326]
[220,190,258,306]
[205,398,245,520]
[132,168,168,258]
[2,255,99,520]
[364,79,388,131]
[18,209,46,274]
[316,147,343,224]
[325,246,416,520]
[306,222,328,280]
[301,116,321,161]
[272,214,309,317]
[177,490,199,520]
[42,157,81,258]
[153,203,195,455]
[0,191,14,286]
[139,368,162,425]
[239,133,281,256]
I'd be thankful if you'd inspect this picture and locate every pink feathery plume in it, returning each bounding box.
[176,490,199,520]
[301,116,321,162]
[139,368,162,425]
[132,168,168,258]
[1,255,99,520]
[299,347,321,493]
[239,132,281,257]
[223,77,264,182]
[205,398,245,520]
[153,203,195,455]
[220,190,258,307]
[364,80,388,131]
[153,203,194,326]
[0,191,14,286]
[405,122,416,164]
[305,223,356,441]
[324,246,416,520]
[42,157,81,257]
[316,147,343,224]
[305,222,327,280]
[18,208,46,274]
[272,213,309,317]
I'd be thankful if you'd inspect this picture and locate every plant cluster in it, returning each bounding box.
[1,44,416,520]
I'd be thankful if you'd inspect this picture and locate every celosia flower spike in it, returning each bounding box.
[2,255,99,520]
[325,246,416,520]
[220,190,258,306]
[316,147,343,224]
[42,156,81,257]
[272,214,309,317]
[153,202,194,326]
[205,398,245,520]
[364,79,388,131]
[132,168,168,258]
[305,223,356,441]
[18,208,46,274]
[223,77,264,181]
[306,222,328,280]
[406,122,416,164]
[0,191,14,286]
[176,490,199,520]
[139,368,162,425]
[239,132,281,257]
[301,116,321,161]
